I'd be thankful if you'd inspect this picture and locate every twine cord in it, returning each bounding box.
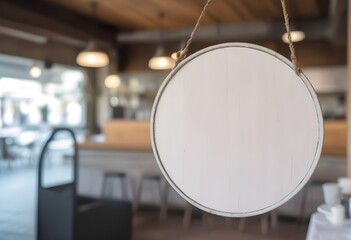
[280,0,301,75]
[174,0,300,75]
[174,0,212,68]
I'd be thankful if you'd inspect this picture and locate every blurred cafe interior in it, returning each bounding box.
[0,0,351,240]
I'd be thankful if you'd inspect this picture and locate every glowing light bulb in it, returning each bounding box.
[29,65,42,78]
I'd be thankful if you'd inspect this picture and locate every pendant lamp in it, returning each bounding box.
[104,49,121,89]
[148,45,174,70]
[76,1,109,68]
[282,30,305,43]
[148,12,174,70]
[29,62,42,78]
[171,40,186,61]
[77,40,109,68]
[104,74,121,89]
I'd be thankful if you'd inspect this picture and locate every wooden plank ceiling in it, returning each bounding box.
[50,0,329,30]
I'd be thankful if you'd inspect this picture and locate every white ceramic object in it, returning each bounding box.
[338,178,351,195]
[317,204,332,214]
[151,43,324,217]
[323,183,340,205]
[318,204,345,225]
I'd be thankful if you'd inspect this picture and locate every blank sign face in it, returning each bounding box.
[151,43,323,217]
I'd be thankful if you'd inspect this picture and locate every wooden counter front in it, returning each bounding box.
[79,120,347,156]
[78,141,151,152]
[79,120,152,151]
[323,120,346,157]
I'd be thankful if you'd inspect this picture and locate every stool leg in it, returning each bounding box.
[202,212,208,228]
[183,203,193,228]
[299,186,308,226]
[131,175,140,212]
[238,218,246,232]
[102,176,108,199]
[225,218,234,226]
[121,177,128,200]
[270,210,278,229]
[202,212,213,229]
[261,213,269,235]
[133,179,143,212]
[108,178,114,199]
[160,181,169,221]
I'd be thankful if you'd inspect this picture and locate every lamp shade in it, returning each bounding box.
[76,40,109,67]
[148,45,174,70]
[282,30,305,44]
[104,74,121,89]
[171,51,180,61]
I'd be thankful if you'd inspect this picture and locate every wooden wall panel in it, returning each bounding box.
[52,0,329,30]
[103,120,152,151]
[323,121,347,156]
[120,40,347,71]
[82,120,346,155]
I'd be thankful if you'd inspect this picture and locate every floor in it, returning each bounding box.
[0,161,73,240]
[0,166,36,240]
[0,164,309,240]
[134,211,308,240]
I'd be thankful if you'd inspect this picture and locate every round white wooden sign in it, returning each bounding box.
[151,43,323,217]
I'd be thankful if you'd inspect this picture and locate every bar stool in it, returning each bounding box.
[238,210,278,235]
[133,173,169,221]
[102,171,129,200]
[183,203,214,229]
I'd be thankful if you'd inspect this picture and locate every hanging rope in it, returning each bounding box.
[280,0,301,75]
[174,0,301,75]
[174,0,212,68]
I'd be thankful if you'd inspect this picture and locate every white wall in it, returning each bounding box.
[303,66,347,93]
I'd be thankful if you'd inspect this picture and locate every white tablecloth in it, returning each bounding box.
[306,213,351,240]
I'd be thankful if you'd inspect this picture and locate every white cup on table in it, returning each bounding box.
[322,183,340,205]
[338,178,351,195]
[318,204,345,225]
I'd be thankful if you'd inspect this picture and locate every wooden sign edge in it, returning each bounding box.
[150,42,324,217]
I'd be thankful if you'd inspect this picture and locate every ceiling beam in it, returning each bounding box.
[0,0,118,50]
[117,19,335,44]
[0,25,48,44]
[0,18,84,48]
[0,33,81,66]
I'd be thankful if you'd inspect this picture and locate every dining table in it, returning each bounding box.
[306,212,351,240]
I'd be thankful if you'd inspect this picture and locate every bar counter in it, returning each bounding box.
[77,119,348,216]
[79,119,347,156]
[78,141,152,152]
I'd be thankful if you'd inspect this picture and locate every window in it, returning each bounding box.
[0,54,87,128]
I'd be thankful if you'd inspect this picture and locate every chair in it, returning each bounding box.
[9,131,39,165]
[37,128,132,240]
